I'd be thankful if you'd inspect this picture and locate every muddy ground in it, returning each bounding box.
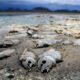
[0,18,80,80]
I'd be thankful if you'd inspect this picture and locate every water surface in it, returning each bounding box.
[0,12,80,34]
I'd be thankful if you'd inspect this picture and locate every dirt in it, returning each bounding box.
[0,20,80,80]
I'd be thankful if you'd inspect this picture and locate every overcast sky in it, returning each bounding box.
[0,0,80,10]
[0,0,80,5]
[24,0,80,5]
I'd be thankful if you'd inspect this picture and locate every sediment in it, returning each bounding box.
[0,17,80,80]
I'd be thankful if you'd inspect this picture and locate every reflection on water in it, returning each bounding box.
[0,13,80,34]
[0,13,54,27]
[0,13,80,28]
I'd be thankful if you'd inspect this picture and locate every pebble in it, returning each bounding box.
[36,39,62,48]
[0,40,13,48]
[32,34,44,39]
[0,49,15,59]
[5,73,14,79]
[9,30,19,34]
[27,30,33,36]
[73,39,80,46]
[10,39,20,45]
[0,39,20,48]
[32,77,43,80]
[5,33,27,39]
[62,40,73,45]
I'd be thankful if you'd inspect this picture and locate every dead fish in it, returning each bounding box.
[38,49,62,73]
[19,49,36,69]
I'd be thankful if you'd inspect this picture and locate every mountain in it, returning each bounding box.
[48,3,80,11]
[0,2,80,12]
[32,7,51,12]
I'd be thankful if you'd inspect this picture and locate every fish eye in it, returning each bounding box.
[42,69,47,73]
[28,61,31,64]
[42,60,46,64]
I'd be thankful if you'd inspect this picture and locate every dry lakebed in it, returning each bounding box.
[0,13,80,80]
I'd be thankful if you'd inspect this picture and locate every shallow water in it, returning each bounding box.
[0,13,54,27]
[0,13,80,34]
[0,13,80,27]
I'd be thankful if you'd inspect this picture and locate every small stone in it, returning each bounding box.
[62,40,73,45]
[0,39,20,48]
[74,34,80,39]
[27,30,33,35]
[0,49,15,59]
[32,34,44,39]
[28,27,39,31]
[9,30,19,34]
[5,73,14,79]
[0,40,13,48]
[10,39,20,45]
[32,77,43,80]
[36,39,62,48]
[49,16,54,18]
[5,33,27,39]
[73,39,80,46]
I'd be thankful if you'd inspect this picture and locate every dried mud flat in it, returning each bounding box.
[0,17,80,80]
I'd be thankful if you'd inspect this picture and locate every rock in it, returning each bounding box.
[62,40,73,45]
[9,30,19,34]
[32,34,44,39]
[74,34,80,39]
[10,39,20,45]
[54,30,63,34]
[27,30,33,36]
[49,16,54,18]
[5,33,27,39]
[36,39,62,48]
[19,49,36,69]
[28,27,39,31]
[11,25,28,30]
[10,25,28,34]
[73,39,80,46]
[32,77,43,80]
[35,15,41,17]
[27,27,39,36]
[34,24,41,28]
[0,40,13,48]
[5,73,14,79]
[64,31,72,36]
[0,49,15,59]
[16,28,27,34]
[38,49,62,73]
[45,34,58,39]
[0,39,20,48]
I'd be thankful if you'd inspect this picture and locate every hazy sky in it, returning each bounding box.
[0,0,80,10]
[0,0,80,5]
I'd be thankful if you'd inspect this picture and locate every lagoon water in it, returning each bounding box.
[0,13,80,34]
[0,13,55,28]
[0,13,80,27]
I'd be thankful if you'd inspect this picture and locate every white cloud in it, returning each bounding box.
[1,0,80,5]
[24,0,80,5]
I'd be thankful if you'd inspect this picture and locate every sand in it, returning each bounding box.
[0,17,80,80]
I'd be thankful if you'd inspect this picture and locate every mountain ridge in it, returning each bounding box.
[0,3,80,12]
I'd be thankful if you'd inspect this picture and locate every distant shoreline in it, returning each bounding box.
[0,11,80,15]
